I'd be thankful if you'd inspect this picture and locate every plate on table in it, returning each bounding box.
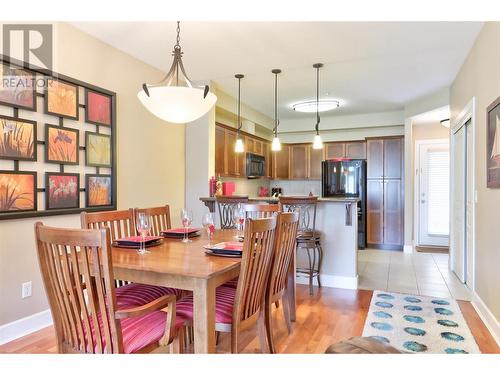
[203,242,243,257]
[113,235,163,249]
[161,228,201,238]
[204,249,242,258]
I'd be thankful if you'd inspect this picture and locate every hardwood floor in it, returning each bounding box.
[1,285,498,354]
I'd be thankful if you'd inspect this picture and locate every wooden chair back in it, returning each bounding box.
[80,209,135,241]
[278,196,318,235]
[268,212,300,300]
[233,217,277,330]
[34,222,122,353]
[134,205,171,236]
[215,195,249,229]
[244,204,280,219]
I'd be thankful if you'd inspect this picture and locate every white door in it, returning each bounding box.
[451,125,466,282]
[465,122,474,285]
[418,141,450,247]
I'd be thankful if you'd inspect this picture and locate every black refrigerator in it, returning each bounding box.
[321,159,367,248]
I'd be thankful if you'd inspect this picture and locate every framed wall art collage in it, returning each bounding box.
[0,55,117,219]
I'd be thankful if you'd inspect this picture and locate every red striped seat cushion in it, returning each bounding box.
[83,283,184,353]
[176,286,236,325]
[222,277,239,288]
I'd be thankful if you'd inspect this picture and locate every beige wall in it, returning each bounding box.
[450,22,500,321]
[0,23,185,325]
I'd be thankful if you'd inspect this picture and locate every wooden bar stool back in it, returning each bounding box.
[34,222,179,354]
[215,195,249,229]
[134,205,171,236]
[278,196,323,295]
[265,212,299,353]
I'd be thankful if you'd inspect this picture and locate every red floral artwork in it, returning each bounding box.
[47,174,79,209]
[87,91,111,125]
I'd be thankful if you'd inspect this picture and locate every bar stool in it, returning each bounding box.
[279,196,322,295]
[215,195,249,229]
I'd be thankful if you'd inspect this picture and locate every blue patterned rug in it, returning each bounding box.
[362,291,480,354]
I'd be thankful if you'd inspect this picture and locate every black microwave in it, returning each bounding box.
[246,153,265,179]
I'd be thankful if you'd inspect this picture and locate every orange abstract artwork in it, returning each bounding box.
[87,176,111,207]
[0,117,36,160]
[47,126,78,163]
[46,79,78,118]
[0,172,36,212]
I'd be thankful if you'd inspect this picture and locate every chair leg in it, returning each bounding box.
[306,247,314,295]
[215,331,220,346]
[316,244,322,289]
[265,300,276,354]
[274,300,280,308]
[258,310,270,354]
[231,330,238,354]
[282,296,292,334]
[169,334,182,354]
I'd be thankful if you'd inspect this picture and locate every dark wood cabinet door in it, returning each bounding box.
[383,137,403,179]
[345,141,367,159]
[308,145,324,180]
[274,145,290,179]
[367,139,384,179]
[263,142,272,178]
[215,126,226,176]
[383,179,403,246]
[253,140,263,155]
[245,137,255,154]
[226,130,238,176]
[291,144,307,179]
[367,179,384,245]
[325,142,345,159]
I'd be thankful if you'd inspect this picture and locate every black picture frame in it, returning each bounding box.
[487,96,500,188]
[85,174,113,208]
[0,114,37,161]
[0,170,37,214]
[0,61,37,111]
[85,131,112,167]
[44,77,79,120]
[44,124,80,165]
[45,172,81,210]
[85,88,112,126]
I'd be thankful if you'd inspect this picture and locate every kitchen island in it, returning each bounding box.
[200,196,359,289]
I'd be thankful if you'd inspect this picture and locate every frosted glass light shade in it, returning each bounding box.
[292,100,339,113]
[137,86,217,124]
[235,138,245,153]
[271,136,281,151]
[312,134,323,149]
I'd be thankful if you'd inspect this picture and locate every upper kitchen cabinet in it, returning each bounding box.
[308,146,324,179]
[325,141,366,160]
[215,125,226,176]
[366,139,384,179]
[366,137,403,179]
[289,144,324,180]
[273,144,290,179]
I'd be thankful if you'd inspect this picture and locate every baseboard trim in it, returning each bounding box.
[0,309,52,345]
[471,291,500,347]
[403,244,413,254]
[296,273,358,290]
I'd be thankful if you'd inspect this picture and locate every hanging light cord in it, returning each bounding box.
[315,65,321,135]
[236,74,243,136]
[274,72,278,136]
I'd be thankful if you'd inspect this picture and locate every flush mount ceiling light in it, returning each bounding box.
[440,118,450,128]
[137,21,217,124]
[271,69,282,152]
[234,74,245,153]
[312,63,324,150]
[292,99,339,113]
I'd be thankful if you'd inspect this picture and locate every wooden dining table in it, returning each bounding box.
[110,229,296,353]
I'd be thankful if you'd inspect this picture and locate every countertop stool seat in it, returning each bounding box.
[279,196,323,296]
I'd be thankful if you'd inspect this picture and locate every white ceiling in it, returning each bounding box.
[72,22,483,120]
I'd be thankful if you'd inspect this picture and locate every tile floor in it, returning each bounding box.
[358,249,472,300]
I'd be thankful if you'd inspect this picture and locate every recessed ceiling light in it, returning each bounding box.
[292,99,340,113]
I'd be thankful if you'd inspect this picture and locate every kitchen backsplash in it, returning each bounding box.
[221,177,271,197]
[270,180,322,196]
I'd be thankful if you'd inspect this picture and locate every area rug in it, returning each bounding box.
[362,290,480,354]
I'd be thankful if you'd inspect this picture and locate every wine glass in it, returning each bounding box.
[181,209,193,243]
[136,212,151,254]
[202,212,215,246]
[232,204,245,239]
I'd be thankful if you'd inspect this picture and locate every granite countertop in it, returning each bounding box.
[200,196,359,203]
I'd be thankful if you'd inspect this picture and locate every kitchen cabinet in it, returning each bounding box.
[366,136,404,249]
[289,144,324,180]
[309,146,324,179]
[325,141,366,160]
[273,144,290,179]
[263,142,272,178]
[215,126,226,176]
[226,131,239,176]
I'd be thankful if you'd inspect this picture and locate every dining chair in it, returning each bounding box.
[34,222,184,354]
[264,212,300,353]
[279,196,322,295]
[134,205,171,236]
[81,209,136,288]
[244,203,280,219]
[215,195,249,229]
[176,216,277,353]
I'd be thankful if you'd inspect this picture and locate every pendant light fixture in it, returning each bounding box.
[271,69,282,151]
[234,74,245,153]
[137,21,217,124]
[312,63,324,149]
